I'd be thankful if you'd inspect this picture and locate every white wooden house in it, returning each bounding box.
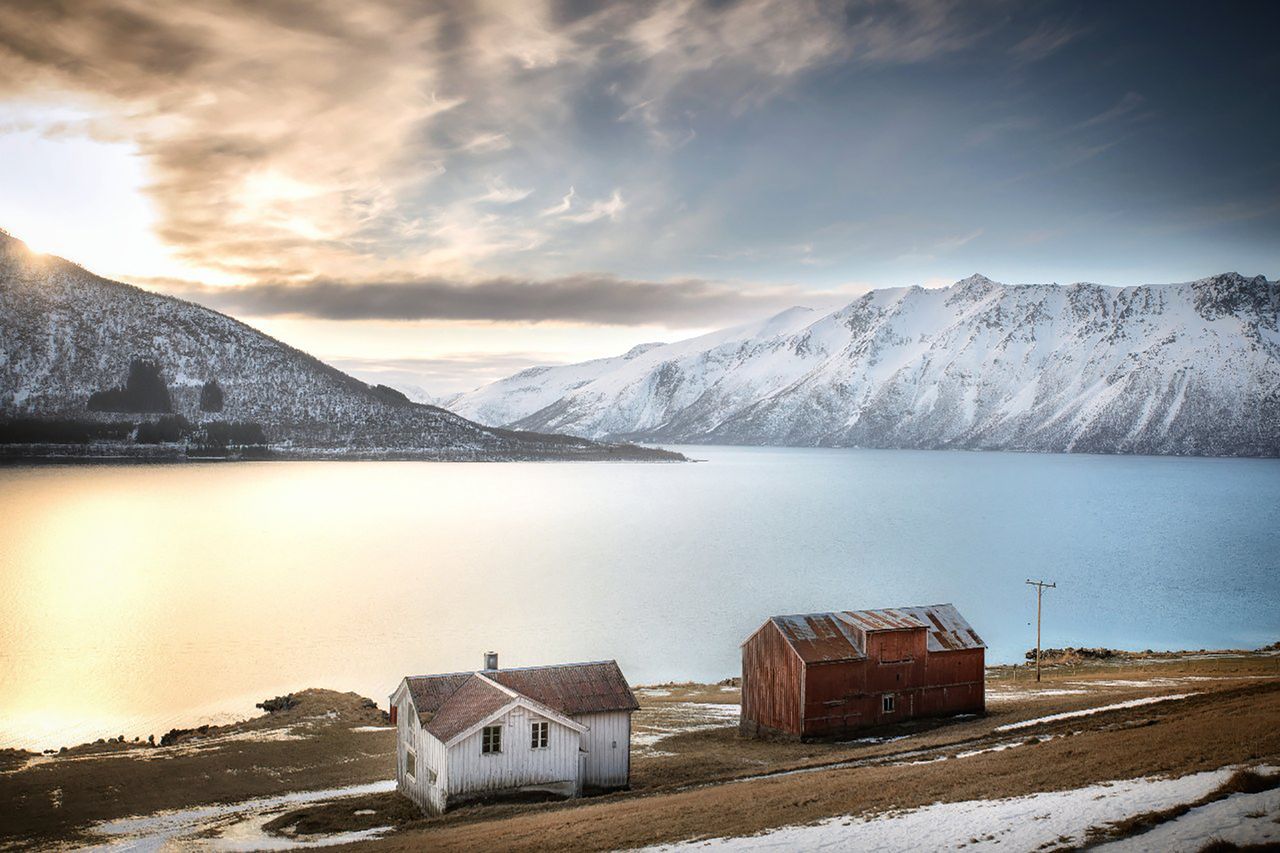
[390,654,639,814]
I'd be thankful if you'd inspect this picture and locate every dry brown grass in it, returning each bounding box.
[352,677,1280,852]
[263,792,422,837]
[4,654,1277,848]
[0,689,393,844]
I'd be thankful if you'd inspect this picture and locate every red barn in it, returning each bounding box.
[740,604,985,739]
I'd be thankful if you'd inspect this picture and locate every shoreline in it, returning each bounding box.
[2,651,1277,849]
[5,645,1274,758]
[0,442,688,464]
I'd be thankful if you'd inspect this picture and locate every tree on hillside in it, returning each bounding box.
[200,379,225,413]
[87,359,172,413]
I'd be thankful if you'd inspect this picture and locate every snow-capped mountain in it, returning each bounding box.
[0,230,675,461]
[450,274,1280,456]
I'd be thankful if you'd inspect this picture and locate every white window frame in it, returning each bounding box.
[405,747,417,779]
[882,694,896,713]
[482,723,503,755]
[531,720,549,749]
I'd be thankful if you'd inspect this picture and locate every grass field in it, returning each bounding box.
[2,652,1277,850]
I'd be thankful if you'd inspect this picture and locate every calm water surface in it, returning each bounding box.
[1,446,1277,749]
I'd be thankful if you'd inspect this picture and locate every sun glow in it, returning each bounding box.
[0,104,223,284]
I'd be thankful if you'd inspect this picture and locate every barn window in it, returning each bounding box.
[405,748,416,779]
[531,721,549,749]
[882,694,896,713]
[482,724,503,754]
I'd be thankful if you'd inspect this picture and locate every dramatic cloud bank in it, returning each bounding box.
[0,0,1010,284]
[156,273,844,327]
[2,1,1276,392]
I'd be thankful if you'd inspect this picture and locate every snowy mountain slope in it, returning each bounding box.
[0,231,676,461]
[450,274,1280,456]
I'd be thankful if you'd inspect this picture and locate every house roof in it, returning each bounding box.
[766,604,985,663]
[405,672,472,720]
[489,661,640,716]
[423,674,512,742]
[402,659,639,733]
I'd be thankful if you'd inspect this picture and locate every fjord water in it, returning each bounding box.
[1,447,1277,750]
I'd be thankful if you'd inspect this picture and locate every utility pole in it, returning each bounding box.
[1026,579,1056,682]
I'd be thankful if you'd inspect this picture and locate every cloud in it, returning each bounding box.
[1075,91,1149,130]
[1010,19,1088,62]
[475,178,533,205]
[541,187,577,217]
[0,0,1011,285]
[148,273,849,327]
[895,228,983,263]
[559,189,625,224]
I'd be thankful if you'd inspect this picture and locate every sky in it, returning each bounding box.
[1,1,1277,396]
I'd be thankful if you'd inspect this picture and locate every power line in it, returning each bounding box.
[1026,579,1056,683]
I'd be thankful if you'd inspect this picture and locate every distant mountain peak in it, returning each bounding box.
[622,342,666,359]
[450,274,1280,457]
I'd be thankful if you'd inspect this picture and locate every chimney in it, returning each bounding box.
[483,651,498,671]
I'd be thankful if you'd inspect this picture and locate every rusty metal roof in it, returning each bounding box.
[768,603,985,662]
[888,604,987,653]
[403,660,638,732]
[770,612,868,663]
[422,674,511,742]
[490,660,639,715]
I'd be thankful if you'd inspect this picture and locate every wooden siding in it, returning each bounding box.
[446,704,580,800]
[740,620,805,737]
[742,624,986,739]
[393,684,448,814]
[573,711,631,789]
[802,659,868,735]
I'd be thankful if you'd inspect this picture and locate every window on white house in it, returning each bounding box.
[531,721,549,749]
[482,724,502,754]
[882,694,896,713]
[427,768,437,785]
[405,748,416,779]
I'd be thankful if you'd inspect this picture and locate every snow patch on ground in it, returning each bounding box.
[995,694,1193,732]
[638,769,1237,851]
[349,726,394,733]
[952,733,1066,760]
[986,688,1088,702]
[87,779,396,850]
[632,702,739,755]
[1096,784,1280,851]
[840,734,912,745]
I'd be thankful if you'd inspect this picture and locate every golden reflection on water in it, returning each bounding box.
[1,461,634,749]
[3,450,1279,750]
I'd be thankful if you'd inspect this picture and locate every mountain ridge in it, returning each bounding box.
[448,272,1280,456]
[0,231,680,462]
